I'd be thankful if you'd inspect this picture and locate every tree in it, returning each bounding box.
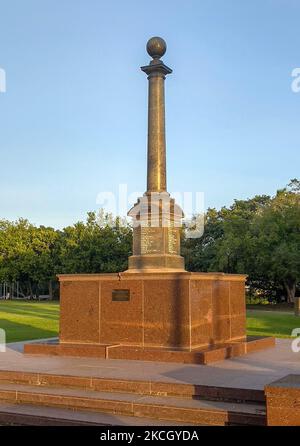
[0,212,133,299]
[182,208,224,272]
[183,195,271,275]
[251,180,300,302]
[182,180,299,302]
[57,210,132,274]
[0,219,59,298]
[212,195,271,274]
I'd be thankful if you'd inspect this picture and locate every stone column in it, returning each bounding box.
[141,37,172,193]
[127,37,185,272]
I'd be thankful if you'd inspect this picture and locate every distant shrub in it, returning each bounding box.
[246,295,270,305]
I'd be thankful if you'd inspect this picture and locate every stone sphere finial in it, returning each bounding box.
[146,37,167,59]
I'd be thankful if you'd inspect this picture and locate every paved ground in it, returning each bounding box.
[0,338,298,390]
[247,309,294,315]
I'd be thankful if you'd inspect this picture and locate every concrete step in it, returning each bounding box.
[0,382,266,426]
[0,402,192,426]
[0,370,265,404]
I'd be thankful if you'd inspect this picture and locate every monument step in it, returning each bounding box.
[0,370,265,404]
[24,336,276,364]
[0,381,266,426]
[0,402,192,426]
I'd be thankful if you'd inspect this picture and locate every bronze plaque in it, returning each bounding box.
[141,227,163,254]
[112,289,130,302]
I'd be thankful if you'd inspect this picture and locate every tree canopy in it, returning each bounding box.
[184,179,300,302]
[0,211,131,299]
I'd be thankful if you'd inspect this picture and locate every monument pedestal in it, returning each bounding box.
[24,271,275,363]
[54,271,247,349]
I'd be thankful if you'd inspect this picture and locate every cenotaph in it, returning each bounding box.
[25,37,274,363]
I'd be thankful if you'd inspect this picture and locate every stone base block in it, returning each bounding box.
[265,375,300,426]
[127,254,185,271]
[24,336,275,365]
[25,270,275,364]
[53,271,249,350]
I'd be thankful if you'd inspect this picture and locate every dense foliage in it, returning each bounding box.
[0,181,298,302]
[183,179,300,302]
[0,211,132,299]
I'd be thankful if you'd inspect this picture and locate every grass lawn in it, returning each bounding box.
[0,301,59,343]
[0,301,299,343]
[246,309,299,339]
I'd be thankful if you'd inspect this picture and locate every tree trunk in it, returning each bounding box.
[48,280,53,300]
[284,280,296,303]
[28,281,33,300]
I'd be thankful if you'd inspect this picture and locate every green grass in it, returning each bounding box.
[0,301,59,343]
[0,301,299,343]
[246,310,299,338]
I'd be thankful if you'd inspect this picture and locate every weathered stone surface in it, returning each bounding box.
[265,375,300,426]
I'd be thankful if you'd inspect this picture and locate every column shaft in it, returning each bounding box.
[147,74,167,192]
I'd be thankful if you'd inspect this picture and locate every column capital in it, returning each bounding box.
[141,60,172,78]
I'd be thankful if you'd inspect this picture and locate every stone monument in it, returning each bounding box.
[127,37,184,272]
[25,37,274,363]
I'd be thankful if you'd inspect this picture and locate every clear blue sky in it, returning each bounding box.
[0,0,299,228]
